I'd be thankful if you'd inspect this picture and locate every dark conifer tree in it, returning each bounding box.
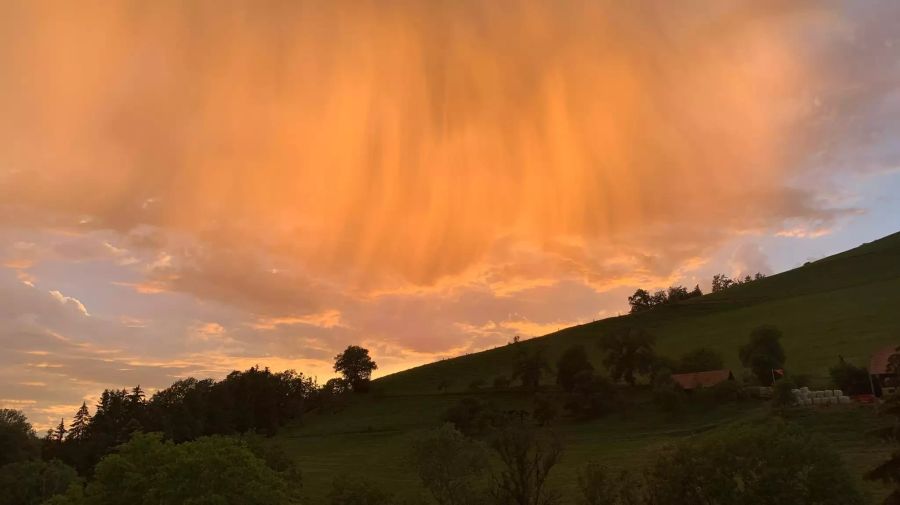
[53,418,66,442]
[67,402,91,442]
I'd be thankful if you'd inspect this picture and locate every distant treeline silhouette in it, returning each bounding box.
[627,272,766,313]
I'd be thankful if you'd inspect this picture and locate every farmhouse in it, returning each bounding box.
[671,369,734,390]
[869,345,900,397]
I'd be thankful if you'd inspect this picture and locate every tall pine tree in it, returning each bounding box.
[53,418,67,442]
[67,402,91,442]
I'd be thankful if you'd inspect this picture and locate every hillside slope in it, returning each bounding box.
[378,230,900,393]
[280,231,900,503]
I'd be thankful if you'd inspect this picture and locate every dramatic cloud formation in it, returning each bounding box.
[1,0,899,428]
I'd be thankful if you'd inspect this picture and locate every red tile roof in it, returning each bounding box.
[671,370,733,390]
[870,346,900,375]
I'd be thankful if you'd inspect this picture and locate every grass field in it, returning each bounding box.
[276,231,900,503]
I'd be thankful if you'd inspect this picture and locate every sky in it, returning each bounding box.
[1,0,899,430]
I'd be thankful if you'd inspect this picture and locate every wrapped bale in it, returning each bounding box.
[824,390,833,398]
[834,390,843,397]
[840,396,851,404]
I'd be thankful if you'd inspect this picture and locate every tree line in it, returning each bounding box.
[627,272,767,313]
[0,345,377,504]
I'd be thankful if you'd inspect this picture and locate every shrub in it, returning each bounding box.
[330,475,393,505]
[443,398,507,438]
[533,394,561,427]
[565,371,617,420]
[408,424,489,505]
[489,426,562,505]
[829,357,871,395]
[556,345,594,392]
[644,421,863,505]
[0,459,80,505]
[577,462,642,505]
[772,378,798,408]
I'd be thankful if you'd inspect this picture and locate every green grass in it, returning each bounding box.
[276,231,900,503]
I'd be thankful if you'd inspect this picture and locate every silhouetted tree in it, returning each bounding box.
[490,426,562,505]
[66,403,91,442]
[556,345,594,392]
[53,419,66,443]
[408,424,489,505]
[598,328,656,386]
[739,325,786,386]
[334,346,378,392]
[512,348,552,392]
[564,371,617,421]
[627,289,653,313]
[0,409,38,466]
[829,356,870,395]
[0,459,80,505]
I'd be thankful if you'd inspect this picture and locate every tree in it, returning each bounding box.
[598,328,656,386]
[711,274,733,293]
[645,421,863,505]
[867,393,900,503]
[84,433,291,504]
[627,289,652,313]
[0,409,38,466]
[490,426,562,505]
[67,403,91,442]
[556,345,594,392]
[649,290,667,307]
[408,424,489,505]
[0,459,80,505]
[533,394,561,427]
[564,371,617,420]
[772,378,798,409]
[334,346,378,392]
[443,398,507,438]
[577,461,641,505]
[512,348,551,392]
[678,348,724,373]
[739,325,786,386]
[53,419,67,442]
[829,356,871,395]
[329,475,393,505]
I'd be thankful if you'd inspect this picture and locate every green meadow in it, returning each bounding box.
[278,231,900,503]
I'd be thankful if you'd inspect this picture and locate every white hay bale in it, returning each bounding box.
[824,390,833,398]
[840,396,851,404]
[834,390,843,397]
[801,386,810,393]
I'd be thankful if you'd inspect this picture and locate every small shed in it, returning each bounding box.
[869,346,900,397]
[671,369,734,391]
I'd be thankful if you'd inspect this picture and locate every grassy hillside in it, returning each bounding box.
[278,231,900,503]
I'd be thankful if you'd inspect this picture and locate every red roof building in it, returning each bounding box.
[671,370,734,390]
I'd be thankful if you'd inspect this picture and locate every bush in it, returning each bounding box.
[577,461,642,505]
[533,394,561,427]
[830,357,871,395]
[772,378,798,408]
[84,433,292,504]
[564,371,617,420]
[653,383,685,414]
[330,475,393,505]
[0,459,80,505]
[408,424,489,505]
[556,345,594,392]
[489,426,562,505]
[443,398,507,438]
[644,421,863,505]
